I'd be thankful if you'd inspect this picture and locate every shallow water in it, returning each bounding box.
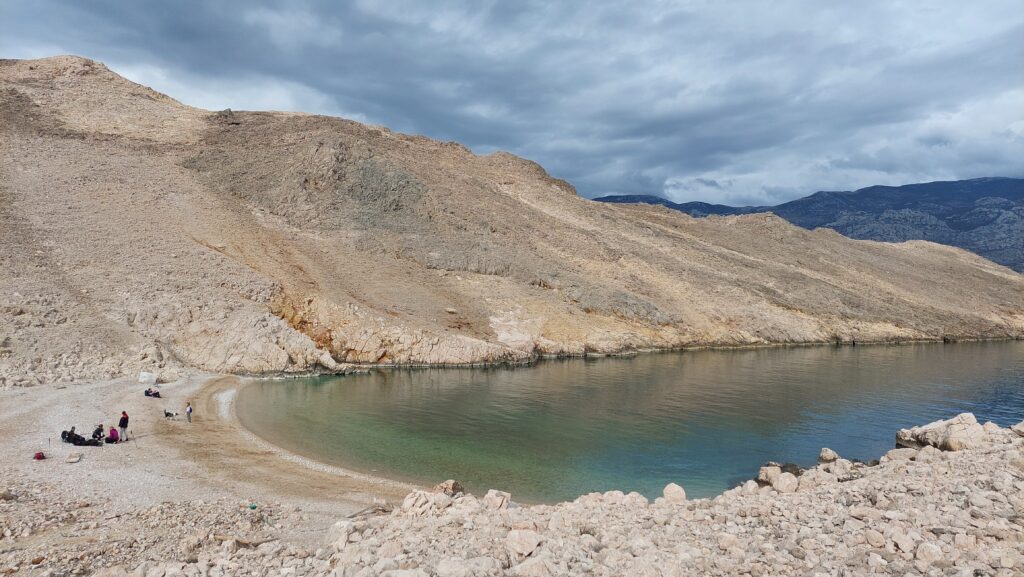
[237,341,1024,502]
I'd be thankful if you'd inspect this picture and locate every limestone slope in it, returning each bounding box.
[2,55,1024,385]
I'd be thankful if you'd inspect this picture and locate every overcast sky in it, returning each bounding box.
[3,1,1022,204]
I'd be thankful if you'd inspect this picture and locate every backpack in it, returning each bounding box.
[33,451,46,460]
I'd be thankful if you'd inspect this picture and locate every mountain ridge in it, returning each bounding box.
[595,177,1024,270]
[2,55,1024,386]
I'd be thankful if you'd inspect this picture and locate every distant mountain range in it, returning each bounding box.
[594,177,1024,271]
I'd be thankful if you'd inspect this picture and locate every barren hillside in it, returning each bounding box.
[2,55,1023,386]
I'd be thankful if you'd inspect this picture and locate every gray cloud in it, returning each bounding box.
[2,0,1022,205]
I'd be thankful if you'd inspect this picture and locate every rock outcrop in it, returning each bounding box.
[3,56,1024,386]
[895,412,990,451]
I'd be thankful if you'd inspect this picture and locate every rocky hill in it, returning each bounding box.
[596,178,1024,271]
[2,55,1024,386]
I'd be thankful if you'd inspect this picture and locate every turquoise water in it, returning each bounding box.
[237,341,1024,503]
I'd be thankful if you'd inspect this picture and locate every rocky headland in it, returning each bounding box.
[3,55,1024,387]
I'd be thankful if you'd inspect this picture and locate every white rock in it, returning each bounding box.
[915,542,942,564]
[511,556,555,577]
[1011,421,1024,437]
[506,529,543,558]
[662,483,687,503]
[892,532,915,553]
[771,472,798,493]
[818,447,839,463]
[717,532,738,550]
[883,447,918,461]
[757,466,781,485]
[864,529,885,548]
[482,489,511,510]
[434,558,472,577]
[896,412,988,451]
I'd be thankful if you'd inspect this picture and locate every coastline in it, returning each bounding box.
[2,372,1021,575]
[217,377,421,496]
[208,335,1024,380]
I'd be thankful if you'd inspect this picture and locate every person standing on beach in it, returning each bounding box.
[118,411,129,441]
[185,401,193,423]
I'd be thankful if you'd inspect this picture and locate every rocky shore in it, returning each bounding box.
[3,412,1022,576]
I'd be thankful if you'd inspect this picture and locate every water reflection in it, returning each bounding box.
[237,341,1024,502]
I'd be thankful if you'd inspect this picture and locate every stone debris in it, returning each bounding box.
[1,415,1023,576]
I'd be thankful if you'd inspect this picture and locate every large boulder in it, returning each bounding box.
[771,472,798,493]
[662,483,687,503]
[818,447,840,463]
[757,465,782,485]
[896,413,988,451]
[506,529,543,558]
[482,489,511,510]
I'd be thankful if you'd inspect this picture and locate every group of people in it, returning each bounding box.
[58,387,196,450]
[61,411,129,446]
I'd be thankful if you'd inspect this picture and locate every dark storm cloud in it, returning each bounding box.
[3,1,1022,204]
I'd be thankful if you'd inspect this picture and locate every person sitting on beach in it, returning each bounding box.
[105,427,120,444]
[144,388,162,398]
[92,424,105,441]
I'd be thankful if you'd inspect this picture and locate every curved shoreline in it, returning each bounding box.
[2,361,1022,576]
[225,339,1024,506]
[217,377,422,496]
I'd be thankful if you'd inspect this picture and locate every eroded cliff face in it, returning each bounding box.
[2,55,1024,386]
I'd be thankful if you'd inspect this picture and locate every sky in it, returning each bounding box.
[2,1,1022,205]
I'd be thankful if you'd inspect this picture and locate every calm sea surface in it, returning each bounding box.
[237,341,1024,502]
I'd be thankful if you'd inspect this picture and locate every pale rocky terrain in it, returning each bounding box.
[3,409,1022,576]
[3,55,1024,387]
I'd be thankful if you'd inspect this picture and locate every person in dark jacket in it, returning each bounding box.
[118,411,129,441]
[92,423,105,442]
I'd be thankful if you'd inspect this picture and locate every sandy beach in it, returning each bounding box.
[0,374,418,571]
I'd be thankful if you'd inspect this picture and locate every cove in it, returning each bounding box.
[237,341,1024,503]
